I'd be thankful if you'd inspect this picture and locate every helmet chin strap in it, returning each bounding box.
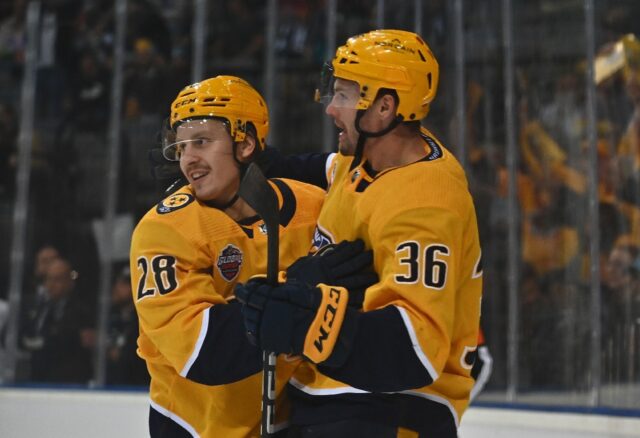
[349,109,402,171]
[203,193,240,210]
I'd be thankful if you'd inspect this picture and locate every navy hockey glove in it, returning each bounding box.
[235,279,357,367]
[286,239,377,307]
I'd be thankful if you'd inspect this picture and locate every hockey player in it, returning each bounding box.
[130,75,376,437]
[236,30,483,437]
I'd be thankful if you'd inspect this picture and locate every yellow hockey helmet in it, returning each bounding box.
[321,29,439,121]
[169,75,269,148]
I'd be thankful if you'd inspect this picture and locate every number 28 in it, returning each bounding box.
[136,255,178,300]
[394,241,449,289]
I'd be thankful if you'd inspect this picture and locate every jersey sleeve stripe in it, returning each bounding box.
[470,345,493,401]
[394,305,439,382]
[150,398,200,437]
[180,307,210,377]
[183,301,262,385]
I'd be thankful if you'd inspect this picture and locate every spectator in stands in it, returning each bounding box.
[616,37,640,221]
[106,266,148,386]
[0,0,26,65]
[209,0,264,66]
[602,240,639,328]
[21,257,94,384]
[29,244,61,299]
[521,183,580,277]
[83,0,172,63]
[276,0,313,60]
[124,38,170,119]
[601,239,640,381]
[68,50,110,130]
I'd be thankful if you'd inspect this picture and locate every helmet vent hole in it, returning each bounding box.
[339,58,347,64]
[350,51,358,56]
[427,73,432,88]
[202,103,226,107]
[189,108,194,112]
[418,50,426,62]
[348,60,359,64]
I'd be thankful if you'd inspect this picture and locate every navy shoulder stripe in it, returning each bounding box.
[271,179,296,227]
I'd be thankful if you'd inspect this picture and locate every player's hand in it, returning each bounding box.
[234,277,272,346]
[235,279,356,366]
[286,239,378,305]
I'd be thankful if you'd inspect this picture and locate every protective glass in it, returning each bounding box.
[314,62,360,109]
[162,119,233,161]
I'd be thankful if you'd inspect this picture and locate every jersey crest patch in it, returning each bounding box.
[157,193,194,214]
[310,225,334,254]
[216,244,243,281]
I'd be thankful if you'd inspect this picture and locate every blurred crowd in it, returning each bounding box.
[0,0,638,395]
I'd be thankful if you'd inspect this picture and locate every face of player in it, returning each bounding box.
[325,78,361,155]
[176,119,239,203]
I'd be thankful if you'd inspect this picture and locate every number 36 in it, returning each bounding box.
[394,241,449,289]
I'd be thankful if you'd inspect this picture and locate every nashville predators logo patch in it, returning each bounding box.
[216,244,243,281]
[310,225,334,254]
[157,193,194,214]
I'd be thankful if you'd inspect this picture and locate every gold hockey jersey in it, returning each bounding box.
[130,178,324,437]
[292,129,483,427]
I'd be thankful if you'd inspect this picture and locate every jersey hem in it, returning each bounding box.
[150,398,200,437]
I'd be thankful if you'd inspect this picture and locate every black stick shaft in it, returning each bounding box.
[238,163,280,437]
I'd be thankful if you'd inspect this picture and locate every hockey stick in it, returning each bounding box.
[237,162,279,438]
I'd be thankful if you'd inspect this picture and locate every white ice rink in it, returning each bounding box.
[0,387,638,437]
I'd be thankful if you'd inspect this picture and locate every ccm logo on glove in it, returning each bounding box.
[303,284,348,363]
